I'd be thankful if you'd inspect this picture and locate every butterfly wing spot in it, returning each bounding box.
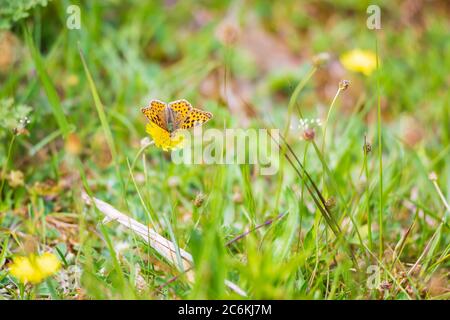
[181,109,212,129]
[169,99,192,124]
[169,99,193,130]
[142,100,167,130]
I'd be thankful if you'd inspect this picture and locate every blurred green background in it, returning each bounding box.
[0,0,449,299]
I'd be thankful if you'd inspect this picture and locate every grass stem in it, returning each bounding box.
[0,134,16,198]
[376,37,384,261]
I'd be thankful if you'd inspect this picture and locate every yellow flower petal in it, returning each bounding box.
[9,253,61,284]
[146,122,185,151]
[36,252,61,277]
[9,255,43,284]
[340,49,378,76]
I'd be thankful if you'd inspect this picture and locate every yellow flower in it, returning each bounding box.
[9,252,61,284]
[340,49,378,76]
[146,122,185,151]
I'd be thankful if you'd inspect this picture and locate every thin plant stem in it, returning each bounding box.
[0,134,16,198]
[296,142,309,254]
[322,87,343,154]
[365,154,373,250]
[321,86,343,196]
[376,37,384,261]
[430,176,450,213]
[275,67,317,207]
[363,135,373,250]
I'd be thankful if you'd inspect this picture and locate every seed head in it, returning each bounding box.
[168,176,180,187]
[13,116,31,136]
[428,172,438,182]
[363,142,372,154]
[325,197,336,210]
[379,280,392,291]
[303,128,315,141]
[194,192,206,207]
[216,19,240,46]
[312,52,330,68]
[232,190,243,204]
[339,80,350,91]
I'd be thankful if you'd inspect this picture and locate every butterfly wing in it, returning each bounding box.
[168,99,192,130]
[141,100,168,130]
[168,99,213,130]
[181,108,213,129]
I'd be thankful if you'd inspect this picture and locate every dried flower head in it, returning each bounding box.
[194,192,206,207]
[428,172,437,182]
[363,143,372,154]
[363,136,372,154]
[13,116,31,136]
[379,280,392,291]
[312,52,331,68]
[215,18,241,46]
[325,197,336,210]
[339,80,350,91]
[303,127,315,141]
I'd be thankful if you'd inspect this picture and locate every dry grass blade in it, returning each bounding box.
[225,212,288,246]
[81,192,247,297]
[81,191,192,270]
[391,218,416,271]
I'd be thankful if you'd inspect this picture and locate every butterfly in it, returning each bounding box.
[141,99,213,135]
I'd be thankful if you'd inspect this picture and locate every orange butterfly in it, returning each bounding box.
[141,99,212,134]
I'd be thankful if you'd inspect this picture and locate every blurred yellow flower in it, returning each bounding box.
[340,49,378,76]
[7,170,24,188]
[65,74,79,87]
[146,122,185,151]
[9,252,61,284]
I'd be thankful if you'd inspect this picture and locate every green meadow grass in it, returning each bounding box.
[0,1,449,299]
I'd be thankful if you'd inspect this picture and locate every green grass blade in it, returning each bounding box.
[79,44,127,201]
[24,27,71,137]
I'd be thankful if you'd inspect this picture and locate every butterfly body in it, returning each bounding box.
[164,106,176,133]
[141,99,212,135]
